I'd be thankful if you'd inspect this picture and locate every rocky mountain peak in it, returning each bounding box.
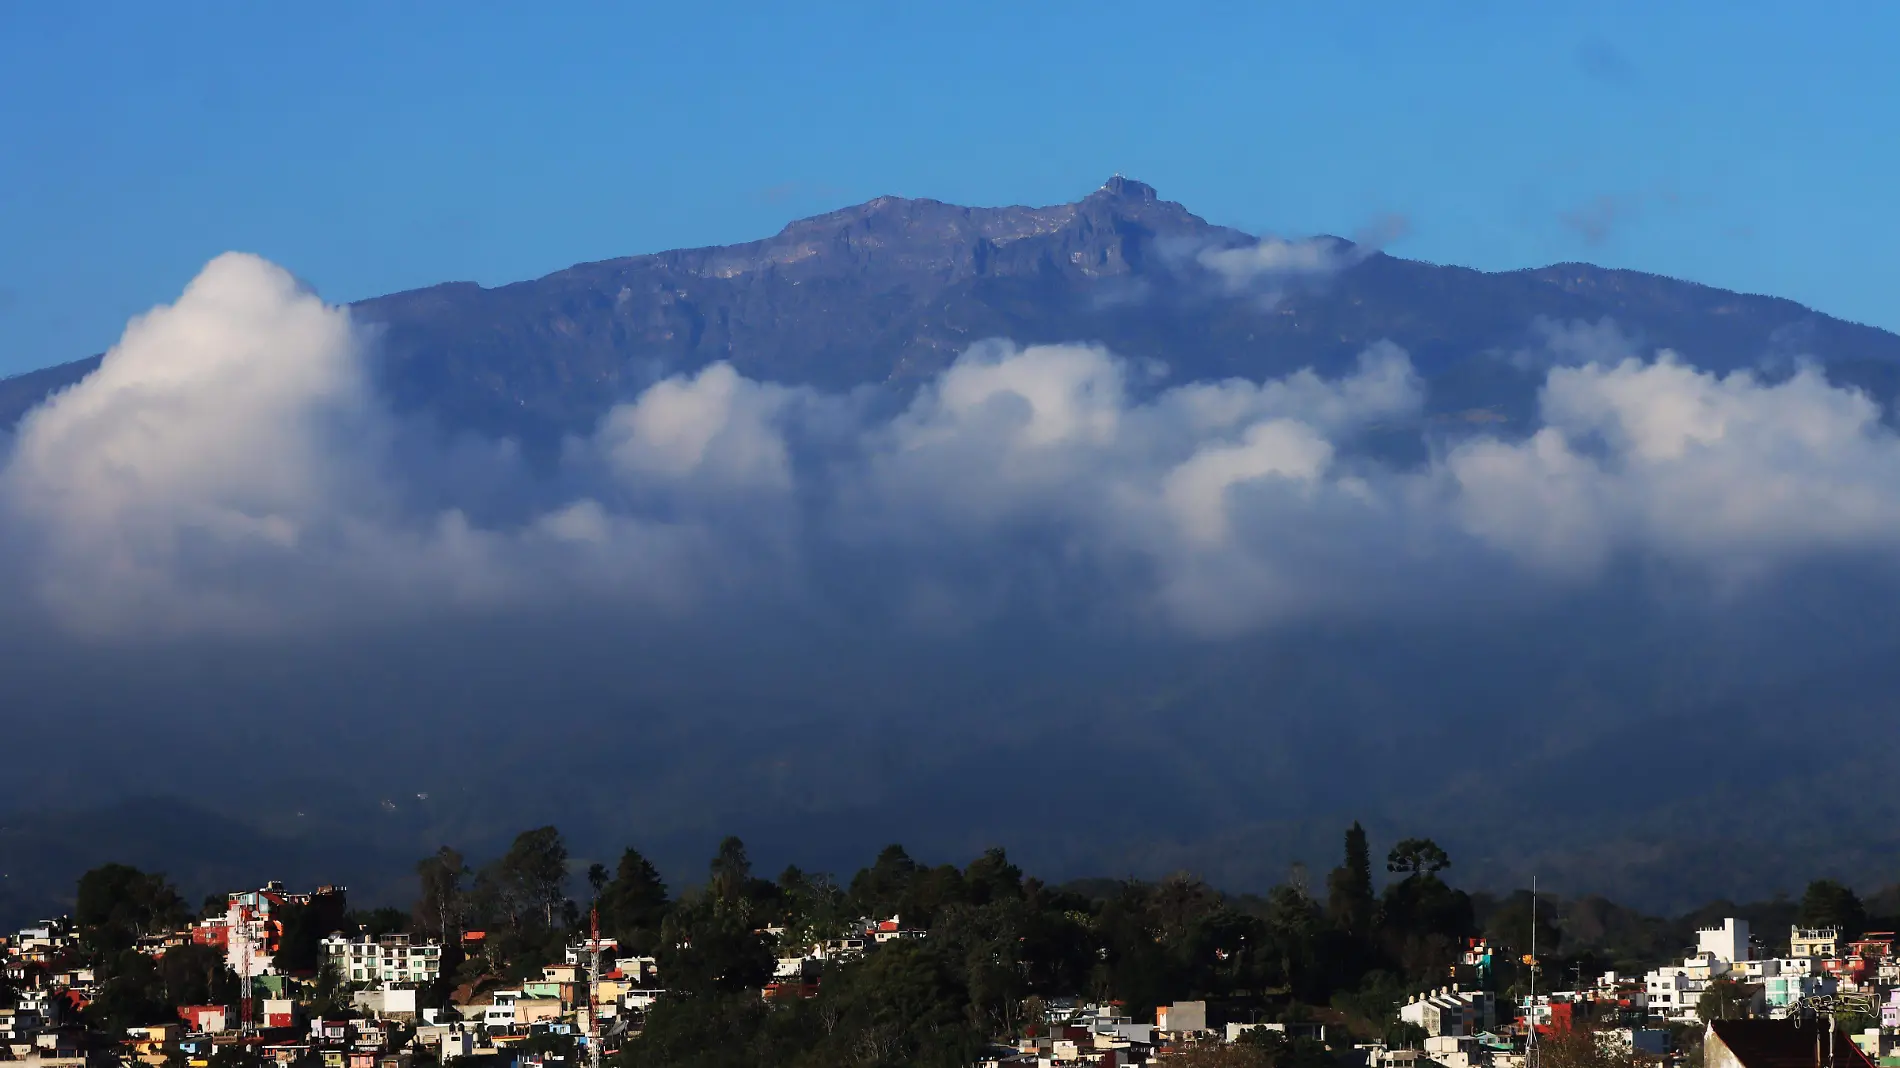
[1090,175,1160,203]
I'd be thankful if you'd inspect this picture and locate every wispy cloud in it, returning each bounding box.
[1558,193,1638,245]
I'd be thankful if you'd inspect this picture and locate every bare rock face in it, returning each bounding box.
[9,177,1899,450]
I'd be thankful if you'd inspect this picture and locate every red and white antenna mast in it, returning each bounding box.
[588,905,603,1068]
[231,901,255,1036]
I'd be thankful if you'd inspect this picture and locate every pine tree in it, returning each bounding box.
[1326,821,1375,938]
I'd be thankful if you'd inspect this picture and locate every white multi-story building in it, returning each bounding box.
[1697,919,1751,965]
[1644,966,1705,1020]
[1400,988,1496,1037]
[320,932,443,986]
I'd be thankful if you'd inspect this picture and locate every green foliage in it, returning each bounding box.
[1386,838,1451,876]
[310,960,347,1017]
[1375,838,1474,982]
[158,942,235,1007]
[849,845,920,920]
[1239,1027,1336,1068]
[598,847,670,952]
[1327,822,1375,938]
[657,907,775,996]
[274,891,347,976]
[87,949,174,1031]
[414,846,469,940]
[1696,977,1753,1022]
[345,906,410,938]
[501,826,571,930]
[66,821,1513,1068]
[810,941,982,1068]
[75,863,187,956]
[1798,880,1866,935]
[615,991,808,1068]
[1484,889,1561,960]
[709,836,753,907]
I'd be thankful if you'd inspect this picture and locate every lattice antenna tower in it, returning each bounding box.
[589,905,603,1068]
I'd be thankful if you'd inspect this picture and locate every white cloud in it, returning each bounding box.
[1194,216,1404,295]
[10,254,1900,641]
[0,255,779,636]
[1162,420,1333,546]
[592,361,797,491]
[1449,356,1900,576]
[1198,237,1356,292]
[0,253,388,632]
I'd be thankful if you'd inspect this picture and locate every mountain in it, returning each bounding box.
[7,179,1900,918]
[8,177,1900,445]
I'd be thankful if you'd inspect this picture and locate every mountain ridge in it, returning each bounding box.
[7,178,1898,449]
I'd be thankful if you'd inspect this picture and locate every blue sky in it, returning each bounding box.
[1,2,1895,377]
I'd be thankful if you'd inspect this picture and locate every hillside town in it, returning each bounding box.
[1,828,1894,1068]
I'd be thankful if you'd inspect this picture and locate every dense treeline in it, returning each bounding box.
[404,825,1485,1067]
[51,824,1900,1068]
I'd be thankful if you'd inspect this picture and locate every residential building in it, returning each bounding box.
[618,989,664,1013]
[126,1023,181,1067]
[1643,968,1704,1020]
[178,1005,229,1034]
[319,933,443,987]
[1762,973,1834,1016]
[261,998,298,1029]
[1790,927,1842,961]
[194,882,347,978]
[1698,919,1752,965]
[1400,989,1495,1037]
[1156,1001,1209,1036]
[1424,1034,1486,1068]
[868,917,926,944]
[351,989,418,1021]
[1706,1019,1872,1068]
[563,940,618,966]
[1851,1029,1895,1061]
[1600,1029,1669,1056]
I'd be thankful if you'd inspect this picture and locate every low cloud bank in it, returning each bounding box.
[5,253,1899,640]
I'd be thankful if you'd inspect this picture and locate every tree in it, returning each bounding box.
[1539,1023,1662,1068]
[656,906,773,997]
[414,846,469,940]
[1484,889,1561,961]
[499,826,569,930]
[1798,880,1865,936]
[1386,839,1450,877]
[309,960,347,1017]
[1696,977,1754,1022]
[157,943,233,1008]
[963,848,1023,906]
[345,907,410,938]
[850,844,919,918]
[1327,822,1375,938]
[87,949,173,1032]
[75,864,187,956]
[1378,841,1473,983]
[710,836,752,908]
[806,941,981,1068]
[272,898,342,976]
[1239,1027,1336,1068]
[599,847,670,950]
[1266,884,1322,998]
